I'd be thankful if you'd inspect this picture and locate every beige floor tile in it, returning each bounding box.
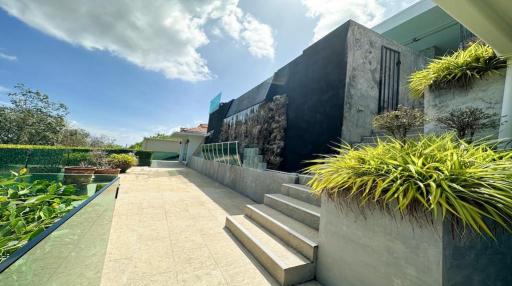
[101,166,278,286]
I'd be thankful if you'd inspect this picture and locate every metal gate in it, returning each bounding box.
[378,46,401,113]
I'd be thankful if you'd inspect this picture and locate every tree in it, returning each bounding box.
[373,105,425,143]
[436,106,500,142]
[58,127,91,147]
[0,84,68,145]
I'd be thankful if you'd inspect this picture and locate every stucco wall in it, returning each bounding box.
[316,196,444,286]
[188,156,298,203]
[141,138,180,152]
[342,21,426,143]
[424,72,506,139]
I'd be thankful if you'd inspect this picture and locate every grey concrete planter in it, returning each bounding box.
[316,195,512,286]
[424,72,506,139]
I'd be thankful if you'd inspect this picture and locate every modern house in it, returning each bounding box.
[207,20,425,172]
[205,0,509,172]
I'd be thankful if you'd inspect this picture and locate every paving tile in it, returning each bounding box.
[101,166,278,286]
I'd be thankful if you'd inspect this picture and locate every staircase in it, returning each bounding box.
[225,182,321,286]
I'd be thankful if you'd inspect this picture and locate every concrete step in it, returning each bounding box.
[225,215,315,286]
[298,174,313,185]
[281,184,320,207]
[245,204,319,261]
[264,194,321,230]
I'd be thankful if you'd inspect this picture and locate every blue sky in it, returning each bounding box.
[0,0,417,146]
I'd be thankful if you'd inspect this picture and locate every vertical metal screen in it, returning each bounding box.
[378,46,401,114]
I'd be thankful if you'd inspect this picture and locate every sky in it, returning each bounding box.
[0,0,418,146]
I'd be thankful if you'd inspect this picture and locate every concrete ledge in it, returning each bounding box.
[188,156,298,203]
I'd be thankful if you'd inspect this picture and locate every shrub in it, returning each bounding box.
[134,150,152,166]
[107,153,138,173]
[305,134,512,238]
[373,105,425,142]
[0,144,152,167]
[61,151,93,167]
[436,106,500,142]
[409,42,507,98]
[89,150,109,168]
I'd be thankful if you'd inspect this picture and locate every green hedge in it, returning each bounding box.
[0,144,152,169]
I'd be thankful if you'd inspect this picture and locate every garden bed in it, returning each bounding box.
[0,171,117,266]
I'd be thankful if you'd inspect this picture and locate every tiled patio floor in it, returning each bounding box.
[100,164,279,286]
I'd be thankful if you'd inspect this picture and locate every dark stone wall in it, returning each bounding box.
[206,100,232,144]
[279,23,350,172]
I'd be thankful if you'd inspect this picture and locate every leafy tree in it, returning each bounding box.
[0,84,68,145]
[58,127,91,147]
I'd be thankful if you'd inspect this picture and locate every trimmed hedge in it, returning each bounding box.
[0,144,152,169]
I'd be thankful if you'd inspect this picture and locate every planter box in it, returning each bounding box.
[317,195,512,286]
[424,72,506,139]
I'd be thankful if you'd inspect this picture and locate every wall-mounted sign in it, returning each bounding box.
[209,92,222,114]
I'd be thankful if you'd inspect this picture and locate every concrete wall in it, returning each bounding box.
[442,222,512,286]
[424,72,506,139]
[317,195,443,286]
[317,195,512,286]
[188,156,298,203]
[141,138,180,152]
[342,21,426,143]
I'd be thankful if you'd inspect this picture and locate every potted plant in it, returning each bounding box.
[107,153,138,173]
[91,150,120,176]
[63,163,95,186]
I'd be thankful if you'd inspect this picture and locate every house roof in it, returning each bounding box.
[170,123,209,138]
[225,77,273,118]
[180,123,208,134]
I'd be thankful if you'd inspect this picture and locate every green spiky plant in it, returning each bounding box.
[305,134,512,238]
[409,42,507,98]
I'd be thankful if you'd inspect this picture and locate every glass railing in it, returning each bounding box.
[0,173,119,285]
[201,141,242,166]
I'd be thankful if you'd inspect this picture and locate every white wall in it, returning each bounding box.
[142,138,180,152]
[178,136,204,162]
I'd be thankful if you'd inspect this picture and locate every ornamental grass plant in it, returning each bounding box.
[305,134,512,238]
[409,42,507,98]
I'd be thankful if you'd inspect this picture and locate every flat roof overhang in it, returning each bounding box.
[373,0,462,54]
[434,0,512,58]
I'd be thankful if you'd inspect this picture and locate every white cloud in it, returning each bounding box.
[0,51,16,61]
[0,85,9,94]
[0,0,275,81]
[302,0,419,41]
[214,1,275,59]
